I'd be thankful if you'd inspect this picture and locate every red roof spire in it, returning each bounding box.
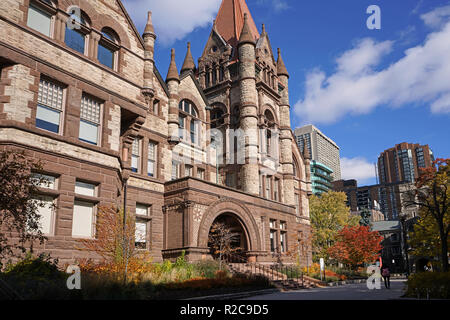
[215,0,260,48]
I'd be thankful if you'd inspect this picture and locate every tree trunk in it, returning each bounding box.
[439,227,449,272]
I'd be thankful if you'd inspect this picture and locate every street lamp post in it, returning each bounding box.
[400,214,410,276]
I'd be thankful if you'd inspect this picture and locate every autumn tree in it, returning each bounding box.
[328,225,383,270]
[77,206,150,280]
[0,151,50,268]
[310,191,360,262]
[409,212,450,270]
[403,159,450,272]
[208,222,241,270]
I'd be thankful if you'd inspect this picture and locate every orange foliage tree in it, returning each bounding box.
[328,225,383,270]
[76,206,152,279]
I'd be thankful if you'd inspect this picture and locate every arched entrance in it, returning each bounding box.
[207,213,249,262]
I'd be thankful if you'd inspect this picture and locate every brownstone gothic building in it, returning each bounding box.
[0,0,312,265]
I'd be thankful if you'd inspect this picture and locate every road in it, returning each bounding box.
[242,279,407,300]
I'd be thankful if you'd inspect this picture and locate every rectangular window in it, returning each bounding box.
[280,232,287,253]
[33,195,54,235]
[269,219,276,229]
[36,79,64,133]
[171,161,180,180]
[135,219,147,249]
[280,221,286,230]
[265,176,272,199]
[75,181,96,197]
[27,4,52,37]
[197,168,205,180]
[72,201,94,238]
[65,27,85,54]
[136,204,150,217]
[98,43,114,69]
[153,100,159,115]
[270,230,276,252]
[31,173,56,190]
[179,116,185,140]
[226,172,234,188]
[131,138,141,173]
[190,121,196,144]
[79,94,101,145]
[147,142,157,177]
[185,165,193,177]
[274,179,279,201]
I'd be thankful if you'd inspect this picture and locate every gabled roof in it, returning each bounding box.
[215,0,260,48]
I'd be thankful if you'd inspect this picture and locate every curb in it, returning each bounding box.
[181,288,280,301]
[326,279,368,287]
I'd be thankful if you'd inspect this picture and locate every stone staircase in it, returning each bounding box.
[227,262,325,292]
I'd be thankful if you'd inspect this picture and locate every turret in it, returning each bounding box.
[166,49,180,145]
[277,48,295,205]
[238,13,259,195]
[142,11,156,101]
[181,42,196,75]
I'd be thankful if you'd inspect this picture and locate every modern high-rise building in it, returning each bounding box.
[294,125,341,181]
[378,143,434,184]
[310,160,333,195]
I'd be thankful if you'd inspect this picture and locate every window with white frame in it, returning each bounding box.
[72,200,95,238]
[274,178,279,201]
[79,94,101,145]
[32,195,55,235]
[147,142,157,177]
[98,29,119,70]
[31,173,57,190]
[65,9,90,55]
[185,165,193,177]
[280,231,287,253]
[27,2,54,37]
[153,100,159,115]
[270,230,276,252]
[178,100,200,145]
[135,203,150,249]
[131,138,141,173]
[197,168,205,180]
[265,176,272,199]
[171,161,180,180]
[36,78,64,134]
[75,181,96,197]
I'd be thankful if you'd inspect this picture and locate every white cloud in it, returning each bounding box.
[341,157,376,184]
[420,4,450,29]
[294,8,450,125]
[123,0,222,46]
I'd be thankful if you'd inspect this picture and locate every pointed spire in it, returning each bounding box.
[143,11,155,37]
[181,42,196,74]
[261,23,266,36]
[215,0,259,48]
[166,49,179,82]
[277,48,289,78]
[239,13,256,46]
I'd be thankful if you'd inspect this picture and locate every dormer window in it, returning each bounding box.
[98,28,119,70]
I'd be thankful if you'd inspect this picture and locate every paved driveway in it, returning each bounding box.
[242,279,407,300]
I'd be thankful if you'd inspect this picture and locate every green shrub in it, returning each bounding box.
[405,272,450,299]
[192,260,222,279]
[1,253,70,300]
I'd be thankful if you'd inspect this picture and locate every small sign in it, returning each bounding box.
[320,258,325,271]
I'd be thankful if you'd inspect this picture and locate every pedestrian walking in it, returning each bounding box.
[382,266,391,289]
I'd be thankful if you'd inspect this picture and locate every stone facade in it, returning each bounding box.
[0,0,312,266]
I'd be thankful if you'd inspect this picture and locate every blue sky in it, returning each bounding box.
[123,0,450,186]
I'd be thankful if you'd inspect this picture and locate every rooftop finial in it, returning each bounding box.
[143,11,155,36]
[277,48,289,78]
[166,48,180,82]
[181,42,196,74]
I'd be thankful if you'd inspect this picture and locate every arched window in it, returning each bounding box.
[178,100,200,145]
[65,9,90,55]
[98,28,120,70]
[264,110,275,155]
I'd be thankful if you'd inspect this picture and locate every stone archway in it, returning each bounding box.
[207,213,249,262]
[197,199,262,257]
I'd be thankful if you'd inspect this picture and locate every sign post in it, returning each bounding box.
[320,258,324,281]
